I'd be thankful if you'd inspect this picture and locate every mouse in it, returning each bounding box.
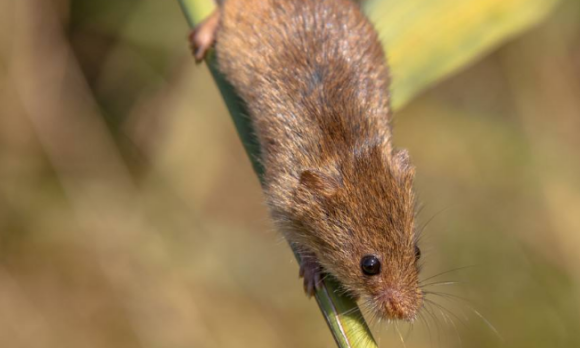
[190,0,423,321]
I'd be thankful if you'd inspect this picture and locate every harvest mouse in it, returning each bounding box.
[190,0,423,320]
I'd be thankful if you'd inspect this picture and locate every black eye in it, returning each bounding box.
[415,245,421,260]
[360,255,381,276]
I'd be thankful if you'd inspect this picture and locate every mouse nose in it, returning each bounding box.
[383,289,407,319]
[380,288,420,321]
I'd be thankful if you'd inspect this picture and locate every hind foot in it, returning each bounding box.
[189,9,220,62]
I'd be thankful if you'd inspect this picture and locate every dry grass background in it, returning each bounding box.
[1,0,579,347]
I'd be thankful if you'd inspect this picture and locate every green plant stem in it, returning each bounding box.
[177,1,377,347]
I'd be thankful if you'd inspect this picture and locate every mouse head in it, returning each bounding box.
[295,146,422,321]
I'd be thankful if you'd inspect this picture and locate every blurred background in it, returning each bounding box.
[1,0,579,347]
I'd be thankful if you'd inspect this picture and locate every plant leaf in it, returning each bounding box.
[364,0,560,109]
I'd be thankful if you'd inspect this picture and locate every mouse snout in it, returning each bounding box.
[377,287,421,321]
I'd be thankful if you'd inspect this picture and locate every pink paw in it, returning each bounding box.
[188,10,220,63]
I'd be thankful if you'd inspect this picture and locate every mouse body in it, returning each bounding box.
[191,0,423,320]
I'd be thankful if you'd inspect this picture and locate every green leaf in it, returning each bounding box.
[365,0,560,109]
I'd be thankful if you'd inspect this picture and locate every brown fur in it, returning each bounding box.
[212,0,422,320]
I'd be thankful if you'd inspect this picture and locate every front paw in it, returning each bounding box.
[298,253,323,297]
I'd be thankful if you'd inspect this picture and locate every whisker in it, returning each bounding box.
[394,322,407,348]
[377,321,382,348]
[417,311,432,347]
[424,291,475,322]
[405,320,413,341]
[423,302,443,347]
[425,291,502,342]
[421,280,464,288]
[457,301,502,341]
[416,205,452,240]
[339,306,361,317]
[424,298,467,328]
[424,290,471,303]
[434,301,463,348]
[426,300,452,347]
[419,265,476,284]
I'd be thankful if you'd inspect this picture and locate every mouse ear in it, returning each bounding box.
[299,170,340,197]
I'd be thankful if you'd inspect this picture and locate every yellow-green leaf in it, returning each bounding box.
[365,0,560,109]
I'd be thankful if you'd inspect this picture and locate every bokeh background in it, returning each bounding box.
[1,0,580,347]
